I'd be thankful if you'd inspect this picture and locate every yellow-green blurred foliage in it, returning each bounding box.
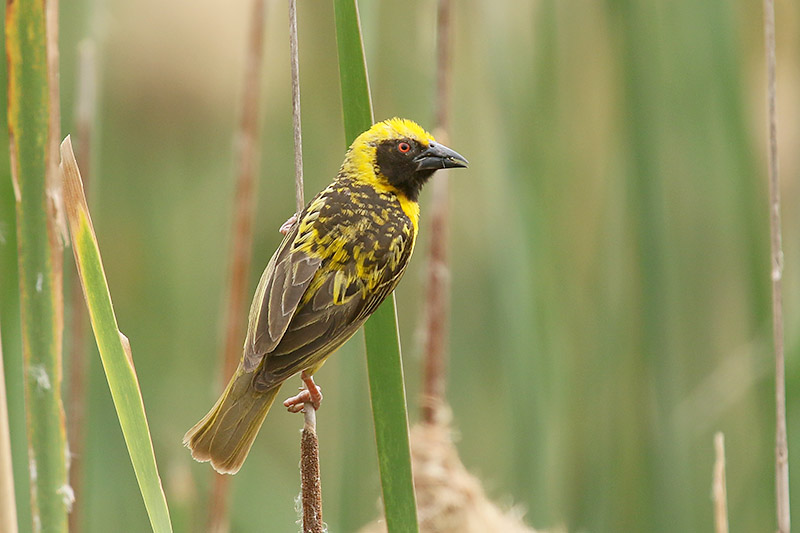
[2,0,800,531]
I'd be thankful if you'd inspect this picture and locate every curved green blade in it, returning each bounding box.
[59,137,173,533]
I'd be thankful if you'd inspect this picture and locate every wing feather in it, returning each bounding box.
[252,229,414,391]
[242,220,322,372]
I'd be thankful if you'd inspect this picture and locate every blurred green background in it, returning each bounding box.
[3,0,800,531]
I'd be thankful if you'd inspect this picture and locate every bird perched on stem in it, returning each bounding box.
[184,118,468,474]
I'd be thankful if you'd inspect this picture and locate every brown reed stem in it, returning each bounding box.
[74,41,96,186]
[421,0,453,425]
[46,0,65,416]
[712,432,729,533]
[207,476,231,533]
[67,40,97,533]
[301,408,323,533]
[48,0,70,520]
[208,0,268,531]
[434,0,452,135]
[762,1,790,531]
[47,0,67,246]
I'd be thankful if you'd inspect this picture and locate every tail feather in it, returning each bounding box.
[184,367,281,474]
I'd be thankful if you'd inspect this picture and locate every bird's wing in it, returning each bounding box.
[252,217,415,391]
[242,216,322,373]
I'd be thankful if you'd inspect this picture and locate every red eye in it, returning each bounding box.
[398,142,411,153]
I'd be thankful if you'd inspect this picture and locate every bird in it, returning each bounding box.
[183,117,468,474]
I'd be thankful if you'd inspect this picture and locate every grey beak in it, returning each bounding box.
[414,142,469,171]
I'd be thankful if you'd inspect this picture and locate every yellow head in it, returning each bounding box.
[341,117,468,203]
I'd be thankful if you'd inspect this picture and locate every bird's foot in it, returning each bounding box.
[279,213,298,235]
[283,371,323,413]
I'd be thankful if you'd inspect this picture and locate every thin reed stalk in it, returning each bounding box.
[207,0,268,531]
[421,0,453,425]
[290,0,305,216]
[288,2,324,530]
[762,1,790,531]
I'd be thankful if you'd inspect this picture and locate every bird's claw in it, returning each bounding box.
[283,372,322,412]
[279,213,298,235]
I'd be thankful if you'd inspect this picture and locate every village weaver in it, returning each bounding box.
[184,118,468,474]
